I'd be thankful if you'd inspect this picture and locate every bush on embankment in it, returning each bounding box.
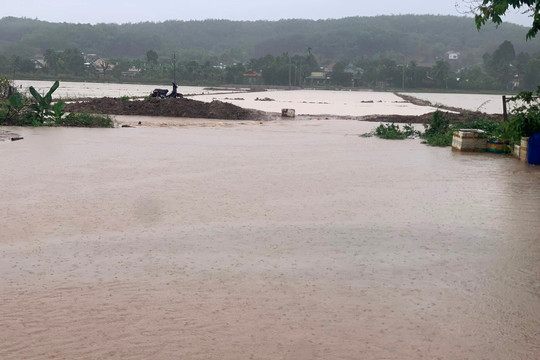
[0,76,113,128]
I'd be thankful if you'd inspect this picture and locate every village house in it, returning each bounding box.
[91,58,115,75]
[243,71,262,84]
[306,71,330,85]
[446,51,460,61]
[121,66,141,78]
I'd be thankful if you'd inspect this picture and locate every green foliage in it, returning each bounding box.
[422,111,453,146]
[375,123,407,139]
[423,110,450,137]
[431,60,451,88]
[402,123,418,137]
[0,95,35,126]
[423,132,454,147]
[1,15,539,70]
[473,0,540,39]
[331,62,353,86]
[505,87,540,141]
[52,101,66,122]
[456,117,501,135]
[2,15,540,89]
[374,122,418,140]
[0,75,13,98]
[146,50,158,65]
[225,63,246,84]
[29,80,60,123]
[119,95,131,101]
[56,113,114,128]
[483,40,516,87]
[6,93,26,120]
[0,79,112,128]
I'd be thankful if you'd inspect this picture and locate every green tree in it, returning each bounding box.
[431,60,451,88]
[484,40,516,87]
[44,49,63,76]
[471,0,540,39]
[146,50,158,65]
[62,48,85,75]
[523,56,540,89]
[331,61,352,86]
[225,63,246,84]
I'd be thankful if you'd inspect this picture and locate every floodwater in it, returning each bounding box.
[193,90,441,116]
[1,119,539,359]
[13,80,230,99]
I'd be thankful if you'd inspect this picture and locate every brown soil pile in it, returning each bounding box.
[65,97,266,120]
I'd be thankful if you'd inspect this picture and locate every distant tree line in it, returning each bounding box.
[1,15,539,66]
[1,41,539,91]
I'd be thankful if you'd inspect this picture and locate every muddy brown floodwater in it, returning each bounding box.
[1,119,539,360]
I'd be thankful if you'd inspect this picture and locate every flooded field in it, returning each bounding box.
[193,89,440,116]
[1,119,539,359]
[400,92,509,114]
[13,80,228,99]
[13,80,508,117]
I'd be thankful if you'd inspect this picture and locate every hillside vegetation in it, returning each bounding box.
[1,15,539,64]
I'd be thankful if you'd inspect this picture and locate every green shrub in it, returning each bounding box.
[423,110,449,137]
[421,111,454,146]
[57,113,114,127]
[0,75,13,99]
[402,123,418,137]
[505,88,540,142]
[455,118,500,135]
[375,123,407,139]
[423,132,454,147]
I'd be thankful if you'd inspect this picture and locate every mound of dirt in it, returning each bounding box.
[65,97,266,120]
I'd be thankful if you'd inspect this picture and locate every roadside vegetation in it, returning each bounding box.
[0,75,113,127]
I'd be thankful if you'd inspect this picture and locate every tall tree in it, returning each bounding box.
[431,60,451,88]
[484,40,516,86]
[62,48,85,75]
[146,50,158,66]
[44,49,63,76]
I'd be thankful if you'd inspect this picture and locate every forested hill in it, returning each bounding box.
[1,15,539,64]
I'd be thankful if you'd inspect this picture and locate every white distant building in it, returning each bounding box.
[446,51,460,61]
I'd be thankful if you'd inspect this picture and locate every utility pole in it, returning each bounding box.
[173,53,177,84]
[288,55,292,90]
[402,64,405,90]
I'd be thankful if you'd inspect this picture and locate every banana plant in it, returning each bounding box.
[29,80,60,123]
[52,101,66,122]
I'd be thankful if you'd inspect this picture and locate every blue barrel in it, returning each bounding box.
[528,132,540,165]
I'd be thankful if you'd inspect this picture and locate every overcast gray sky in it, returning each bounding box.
[1,0,532,26]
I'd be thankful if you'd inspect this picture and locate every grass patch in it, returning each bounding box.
[57,113,114,128]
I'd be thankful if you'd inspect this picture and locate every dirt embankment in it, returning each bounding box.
[65,97,267,121]
[360,111,503,124]
[358,93,504,124]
